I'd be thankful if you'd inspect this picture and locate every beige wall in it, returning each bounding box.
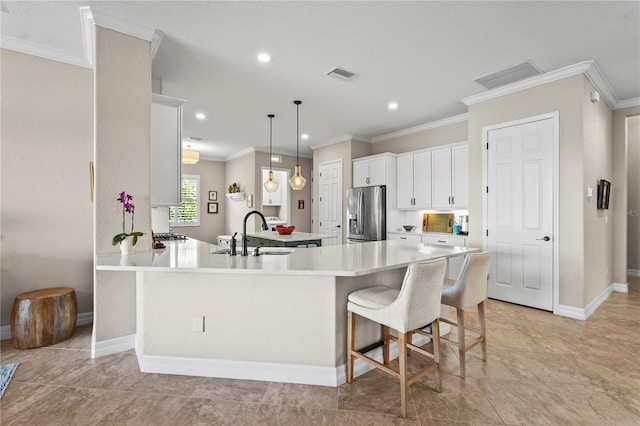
[312,140,364,240]
[179,159,226,243]
[0,49,94,327]
[469,75,586,308]
[370,120,468,154]
[582,79,614,304]
[254,151,312,232]
[611,106,637,282]
[93,26,151,342]
[627,115,640,271]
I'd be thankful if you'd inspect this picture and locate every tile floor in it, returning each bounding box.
[1,277,639,425]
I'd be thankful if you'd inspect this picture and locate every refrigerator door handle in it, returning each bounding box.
[358,191,364,234]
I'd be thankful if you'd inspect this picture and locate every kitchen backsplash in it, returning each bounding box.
[394,209,469,233]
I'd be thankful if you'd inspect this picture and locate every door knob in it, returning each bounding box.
[335,225,341,228]
[536,236,551,241]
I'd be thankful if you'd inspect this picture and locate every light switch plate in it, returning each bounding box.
[587,187,594,198]
[193,315,205,332]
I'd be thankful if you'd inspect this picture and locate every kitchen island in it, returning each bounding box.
[96,238,478,386]
[246,230,335,247]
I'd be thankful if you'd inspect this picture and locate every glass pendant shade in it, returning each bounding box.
[289,165,306,190]
[289,100,306,191]
[264,114,279,192]
[182,145,199,164]
[264,170,279,193]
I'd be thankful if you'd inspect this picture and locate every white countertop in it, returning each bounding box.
[95,238,478,276]
[247,230,336,242]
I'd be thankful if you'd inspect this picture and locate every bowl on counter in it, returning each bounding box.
[276,225,295,235]
[402,225,415,232]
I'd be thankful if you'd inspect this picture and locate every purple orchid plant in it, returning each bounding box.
[112,191,145,246]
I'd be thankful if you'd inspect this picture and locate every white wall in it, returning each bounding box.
[0,49,94,327]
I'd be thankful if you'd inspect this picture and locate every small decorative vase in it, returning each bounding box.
[119,237,135,255]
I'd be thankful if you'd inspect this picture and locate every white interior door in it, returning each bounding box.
[487,117,555,311]
[319,160,343,245]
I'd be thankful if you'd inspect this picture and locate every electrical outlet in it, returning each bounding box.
[193,315,205,332]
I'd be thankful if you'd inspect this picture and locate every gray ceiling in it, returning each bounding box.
[2,1,639,160]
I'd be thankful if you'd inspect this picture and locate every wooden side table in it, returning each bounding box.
[10,287,77,349]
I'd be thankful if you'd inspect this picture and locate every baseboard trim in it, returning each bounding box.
[135,333,433,387]
[555,283,615,321]
[627,269,640,277]
[613,282,629,293]
[0,311,94,341]
[92,333,135,359]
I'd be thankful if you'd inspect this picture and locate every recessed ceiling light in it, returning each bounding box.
[257,53,271,63]
[388,102,398,110]
[301,134,309,140]
[196,113,206,120]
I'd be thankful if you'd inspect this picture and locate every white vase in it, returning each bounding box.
[119,237,135,255]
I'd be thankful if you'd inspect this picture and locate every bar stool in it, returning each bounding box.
[347,258,447,418]
[440,251,492,378]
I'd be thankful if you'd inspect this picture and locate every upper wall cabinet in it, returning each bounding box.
[353,153,396,187]
[397,150,432,209]
[151,94,185,207]
[431,143,469,209]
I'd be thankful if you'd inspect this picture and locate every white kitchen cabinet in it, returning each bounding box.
[151,94,186,206]
[397,151,431,209]
[353,153,396,187]
[387,232,422,242]
[451,144,469,209]
[261,170,282,206]
[431,143,468,209]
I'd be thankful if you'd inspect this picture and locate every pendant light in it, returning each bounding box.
[264,114,279,193]
[182,145,199,164]
[289,100,306,190]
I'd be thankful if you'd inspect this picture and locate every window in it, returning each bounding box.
[170,174,200,226]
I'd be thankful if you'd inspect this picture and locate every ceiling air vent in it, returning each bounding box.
[327,66,356,81]
[474,61,542,90]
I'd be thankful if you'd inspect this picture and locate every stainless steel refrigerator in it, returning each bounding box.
[347,185,386,243]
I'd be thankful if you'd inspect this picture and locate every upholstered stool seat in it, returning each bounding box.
[440,251,492,378]
[11,287,77,349]
[348,286,400,309]
[347,258,447,418]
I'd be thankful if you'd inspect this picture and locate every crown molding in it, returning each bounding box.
[81,6,161,68]
[614,97,640,110]
[461,60,636,110]
[462,61,594,106]
[371,113,469,143]
[582,61,618,109]
[0,35,92,69]
[309,134,371,151]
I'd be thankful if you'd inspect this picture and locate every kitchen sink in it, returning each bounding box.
[211,247,294,256]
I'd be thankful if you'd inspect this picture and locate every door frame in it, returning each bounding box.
[318,159,343,244]
[482,111,560,313]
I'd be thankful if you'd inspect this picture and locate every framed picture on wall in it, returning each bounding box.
[208,202,218,214]
[208,191,218,201]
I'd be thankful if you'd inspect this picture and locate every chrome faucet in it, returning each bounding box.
[242,210,269,256]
